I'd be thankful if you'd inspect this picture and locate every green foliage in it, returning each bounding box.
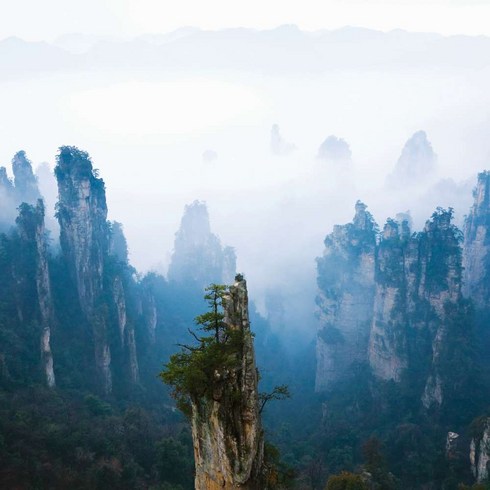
[259,384,291,414]
[160,283,246,416]
[325,471,368,490]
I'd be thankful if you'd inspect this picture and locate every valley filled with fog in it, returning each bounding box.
[1,26,489,340]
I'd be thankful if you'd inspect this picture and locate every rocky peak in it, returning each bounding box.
[315,201,377,391]
[55,146,112,393]
[109,221,129,264]
[12,150,40,203]
[382,218,399,240]
[168,200,236,287]
[0,166,13,192]
[55,146,108,316]
[353,200,374,231]
[463,171,490,307]
[16,200,55,388]
[387,130,436,186]
[192,275,265,489]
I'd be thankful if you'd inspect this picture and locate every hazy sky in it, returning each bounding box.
[2,0,490,41]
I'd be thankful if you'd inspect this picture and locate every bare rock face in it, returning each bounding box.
[168,201,236,288]
[368,218,411,382]
[16,200,55,387]
[55,146,112,393]
[463,171,490,308]
[112,275,139,383]
[367,209,464,408]
[192,277,265,489]
[470,418,490,482]
[315,201,376,391]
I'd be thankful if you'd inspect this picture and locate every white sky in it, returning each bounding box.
[1,0,490,41]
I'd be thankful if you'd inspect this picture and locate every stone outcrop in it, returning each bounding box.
[463,171,490,309]
[368,217,411,382]
[12,151,41,204]
[387,130,436,187]
[112,275,139,383]
[316,200,466,408]
[192,276,265,489]
[315,201,376,391]
[470,418,490,483]
[168,200,236,288]
[0,151,41,229]
[16,200,55,387]
[55,146,112,393]
[368,209,463,407]
[317,135,352,162]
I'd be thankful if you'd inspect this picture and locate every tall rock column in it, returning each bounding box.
[315,201,377,391]
[16,200,56,387]
[168,200,236,288]
[192,276,265,489]
[55,146,112,393]
[463,171,490,308]
[368,218,410,382]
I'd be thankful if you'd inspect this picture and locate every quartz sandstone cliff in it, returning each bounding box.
[463,171,490,309]
[368,209,463,409]
[55,147,140,392]
[191,277,265,489]
[315,201,376,391]
[16,200,56,387]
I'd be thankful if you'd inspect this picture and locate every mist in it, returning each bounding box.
[1,26,488,342]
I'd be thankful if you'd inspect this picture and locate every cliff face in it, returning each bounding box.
[16,200,56,387]
[192,277,264,489]
[463,171,490,309]
[168,201,236,288]
[368,218,411,382]
[368,209,463,409]
[55,146,112,392]
[316,201,466,408]
[315,201,376,391]
[470,418,490,483]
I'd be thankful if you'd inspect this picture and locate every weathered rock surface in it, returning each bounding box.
[16,200,56,387]
[315,201,376,391]
[316,199,466,409]
[470,418,490,483]
[192,276,265,489]
[55,146,112,392]
[463,171,490,309]
[368,209,463,407]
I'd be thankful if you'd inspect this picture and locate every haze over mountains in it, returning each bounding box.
[1,25,489,340]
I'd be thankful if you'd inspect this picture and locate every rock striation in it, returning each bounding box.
[55,146,113,392]
[470,418,490,483]
[315,201,376,391]
[316,202,467,409]
[16,200,56,387]
[55,147,142,392]
[463,171,490,309]
[191,276,265,489]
